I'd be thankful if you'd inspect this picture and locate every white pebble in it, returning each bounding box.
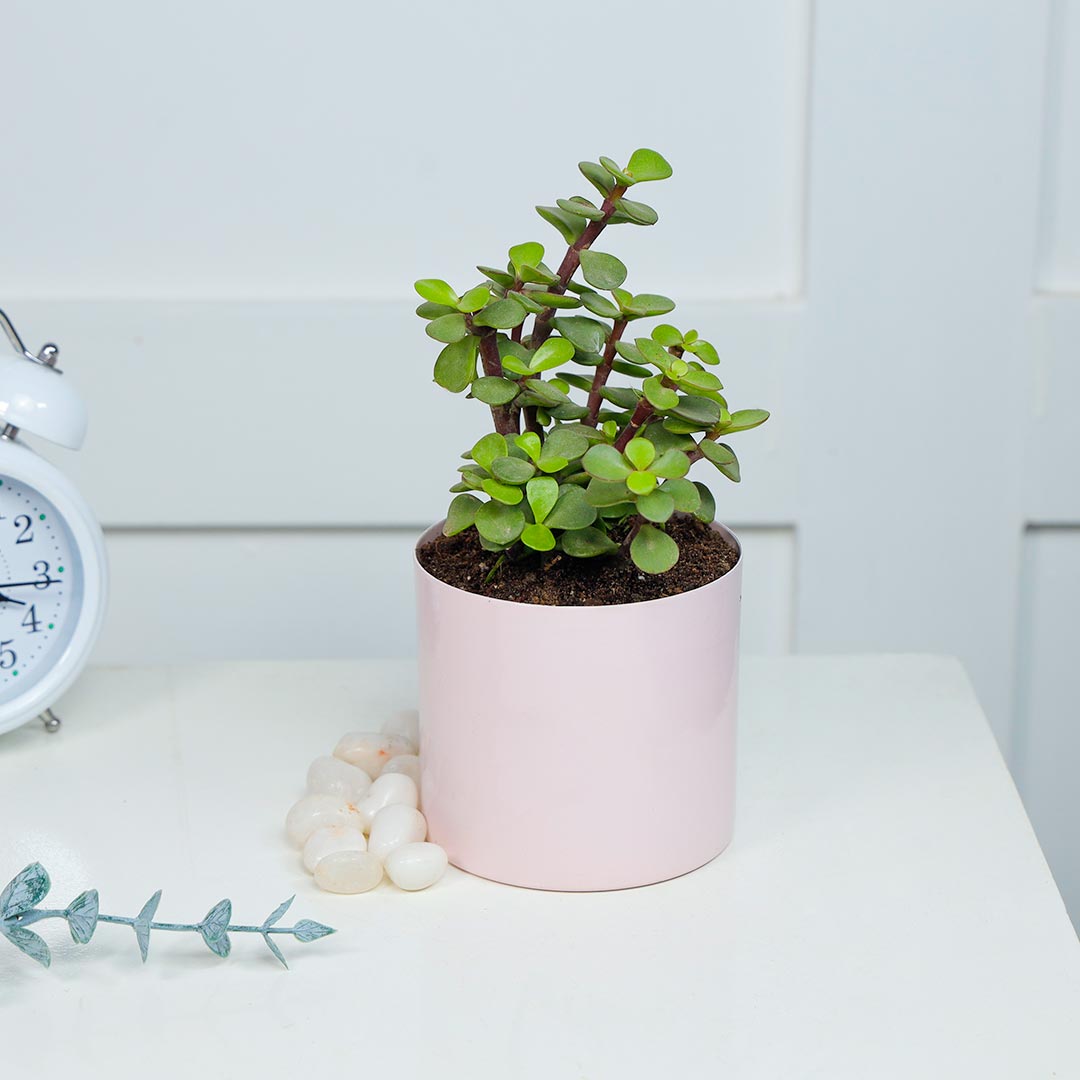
[385,842,448,891]
[356,773,419,831]
[302,825,367,873]
[313,850,383,894]
[285,794,365,847]
[333,732,417,778]
[368,805,427,860]
[306,756,373,802]
[381,708,420,746]
[381,753,421,787]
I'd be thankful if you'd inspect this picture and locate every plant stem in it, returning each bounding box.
[529,186,626,350]
[614,397,654,451]
[522,405,542,436]
[9,909,299,935]
[475,329,518,435]
[584,318,628,426]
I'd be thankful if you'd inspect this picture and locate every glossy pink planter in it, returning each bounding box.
[415,521,742,891]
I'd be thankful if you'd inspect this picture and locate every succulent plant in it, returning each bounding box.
[416,149,769,575]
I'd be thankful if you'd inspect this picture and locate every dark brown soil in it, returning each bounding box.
[417,515,738,606]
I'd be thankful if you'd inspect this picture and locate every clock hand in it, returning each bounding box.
[0,578,60,590]
[0,593,26,606]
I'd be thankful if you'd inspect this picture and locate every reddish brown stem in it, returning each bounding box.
[528,186,626,350]
[613,398,654,451]
[476,330,517,435]
[523,405,542,436]
[584,318,628,426]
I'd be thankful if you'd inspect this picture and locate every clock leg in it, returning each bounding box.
[39,709,61,733]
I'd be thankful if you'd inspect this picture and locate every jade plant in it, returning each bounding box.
[415,149,769,574]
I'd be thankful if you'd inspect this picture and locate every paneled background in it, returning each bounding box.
[2,1,1078,927]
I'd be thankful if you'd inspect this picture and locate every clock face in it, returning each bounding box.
[0,475,83,703]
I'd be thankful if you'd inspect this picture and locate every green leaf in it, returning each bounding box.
[530,337,575,372]
[482,478,524,505]
[492,455,536,484]
[542,425,589,464]
[133,890,161,962]
[626,148,673,182]
[561,526,620,557]
[694,481,717,523]
[512,290,545,314]
[536,205,587,245]
[652,324,683,347]
[678,367,723,393]
[293,919,336,943]
[685,339,720,365]
[66,889,99,944]
[426,313,468,344]
[628,293,676,318]
[651,448,691,478]
[557,372,595,392]
[556,196,605,222]
[477,264,515,288]
[472,432,508,473]
[475,501,526,545]
[624,437,655,470]
[1,862,50,918]
[2,925,51,967]
[671,395,722,428]
[527,291,581,309]
[521,523,556,551]
[472,376,519,405]
[600,386,639,410]
[631,524,679,574]
[552,316,608,354]
[614,197,658,225]
[642,421,696,453]
[627,470,657,495]
[599,155,635,185]
[612,359,653,379]
[518,262,558,285]
[515,432,542,463]
[720,408,771,433]
[579,291,622,319]
[579,250,627,290]
[585,478,632,506]
[434,336,478,393]
[579,160,616,196]
[509,242,544,274]
[474,297,527,329]
[457,285,491,313]
[643,375,679,410]
[636,489,675,523]
[262,933,289,969]
[200,899,232,957]
[526,477,559,523]
[635,337,669,366]
[414,279,458,306]
[444,494,483,535]
[583,444,631,480]
[597,501,636,518]
[700,440,741,482]
[661,477,701,514]
[544,486,597,530]
[415,301,457,320]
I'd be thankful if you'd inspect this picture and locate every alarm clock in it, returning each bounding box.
[0,308,107,735]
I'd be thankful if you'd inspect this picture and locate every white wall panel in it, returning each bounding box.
[1014,527,1080,924]
[93,526,797,664]
[0,0,809,302]
[1036,0,1080,291]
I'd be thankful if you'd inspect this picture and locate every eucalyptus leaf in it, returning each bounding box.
[630,524,679,574]
[293,919,336,943]
[262,933,289,969]
[579,250,627,290]
[0,862,50,918]
[66,889,100,944]
[133,890,162,962]
[2,925,50,968]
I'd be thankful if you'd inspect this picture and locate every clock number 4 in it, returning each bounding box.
[13,515,33,544]
[22,605,41,633]
[0,640,15,670]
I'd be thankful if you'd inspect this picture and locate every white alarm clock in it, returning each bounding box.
[0,308,107,735]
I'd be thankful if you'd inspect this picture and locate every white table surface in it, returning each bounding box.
[1,655,1078,1078]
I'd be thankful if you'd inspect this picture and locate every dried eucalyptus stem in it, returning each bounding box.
[1,862,334,970]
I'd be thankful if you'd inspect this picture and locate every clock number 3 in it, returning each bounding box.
[33,561,50,588]
[13,515,33,544]
[0,640,15,670]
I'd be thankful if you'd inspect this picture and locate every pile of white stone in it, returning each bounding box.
[285,728,448,894]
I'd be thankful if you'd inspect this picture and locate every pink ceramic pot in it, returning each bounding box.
[414,521,742,891]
